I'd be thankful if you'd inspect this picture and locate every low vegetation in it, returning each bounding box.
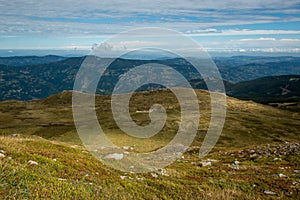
[0,89,299,199]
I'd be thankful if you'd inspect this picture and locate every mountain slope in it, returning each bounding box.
[1,56,300,100]
[0,89,299,199]
[0,55,66,67]
[226,75,300,103]
[0,89,299,149]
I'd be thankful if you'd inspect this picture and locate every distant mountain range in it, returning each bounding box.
[0,55,66,67]
[0,55,300,102]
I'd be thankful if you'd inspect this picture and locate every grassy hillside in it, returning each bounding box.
[0,89,299,199]
[0,89,299,148]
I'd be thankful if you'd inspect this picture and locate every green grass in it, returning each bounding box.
[0,89,299,199]
[1,136,299,199]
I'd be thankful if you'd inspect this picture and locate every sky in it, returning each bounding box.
[0,0,300,56]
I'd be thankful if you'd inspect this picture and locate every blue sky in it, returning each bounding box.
[0,0,300,55]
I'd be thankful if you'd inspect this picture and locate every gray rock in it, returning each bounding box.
[10,134,21,137]
[264,190,276,195]
[278,173,288,178]
[200,161,212,167]
[122,146,134,151]
[151,173,158,178]
[157,168,169,176]
[136,177,144,181]
[104,153,124,160]
[28,160,38,165]
[234,160,240,165]
[230,164,239,170]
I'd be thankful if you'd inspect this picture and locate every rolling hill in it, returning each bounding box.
[1,56,300,101]
[0,89,299,199]
[226,75,300,103]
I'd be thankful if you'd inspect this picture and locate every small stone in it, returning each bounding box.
[10,134,21,137]
[120,176,127,180]
[122,146,133,150]
[136,177,144,181]
[0,153,5,158]
[264,190,276,195]
[157,168,169,176]
[58,178,67,181]
[278,173,288,178]
[151,173,158,178]
[104,153,124,160]
[230,164,239,170]
[53,158,57,162]
[250,153,257,158]
[28,160,38,165]
[250,150,255,154]
[0,150,5,154]
[200,161,212,167]
[207,159,219,163]
[234,160,240,165]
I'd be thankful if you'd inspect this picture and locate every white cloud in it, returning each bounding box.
[0,0,299,53]
[238,38,276,41]
[0,0,299,36]
[280,38,300,42]
[186,29,300,36]
[201,37,300,53]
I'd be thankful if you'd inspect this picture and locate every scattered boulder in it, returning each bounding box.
[278,173,288,178]
[10,134,22,137]
[157,168,169,176]
[264,190,276,195]
[200,161,212,167]
[206,159,219,163]
[0,153,5,158]
[230,164,239,170]
[28,160,38,165]
[104,153,124,160]
[151,173,158,178]
[122,146,134,151]
[129,165,134,169]
[220,142,300,159]
[136,177,144,181]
